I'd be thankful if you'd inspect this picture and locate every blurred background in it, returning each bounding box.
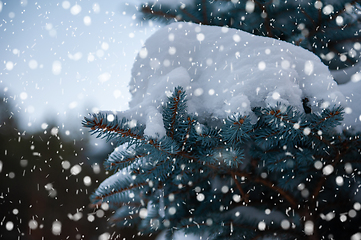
[0,1,160,239]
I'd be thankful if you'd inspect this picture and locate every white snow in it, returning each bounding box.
[114,22,348,137]
[338,80,361,132]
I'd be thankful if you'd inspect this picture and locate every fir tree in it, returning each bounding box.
[83,86,361,240]
[137,0,361,71]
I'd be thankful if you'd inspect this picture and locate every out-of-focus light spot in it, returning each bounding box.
[168,207,176,215]
[258,61,266,71]
[20,159,28,167]
[232,194,241,202]
[52,61,62,75]
[101,42,109,51]
[258,221,266,231]
[304,220,314,235]
[65,130,70,135]
[12,48,19,55]
[87,53,95,62]
[98,72,111,83]
[194,88,203,96]
[83,16,91,26]
[323,4,334,15]
[70,4,81,15]
[69,101,77,109]
[321,101,330,109]
[345,107,352,114]
[62,1,70,9]
[271,91,280,100]
[107,114,115,122]
[87,214,95,222]
[41,123,48,129]
[20,0,28,7]
[8,12,15,18]
[354,202,361,211]
[92,3,100,13]
[196,193,205,201]
[336,176,344,186]
[101,203,109,211]
[83,176,91,186]
[354,42,361,50]
[6,221,14,231]
[322,164,334,175]
[340,214,347,222]
[314,0,322,9]
[45,23,53,31]
[233,34,241,42]
[99,232,110,240]
[349,209,357,218]
[70,164,82,175]
[51,127,59,136]
[61,160,70,170]
[265,49,271,54]
[221,185,229,193]
[29,219,38,230]
[197,33,205,42]
[168,33,175,41]
[303,127,311,136]
[304,60,314,75]
[336,16,344,26]
[28,59,38,69]
[351,72,361,83]
[208,89,215,96]
[6,61,14,71]
[13,209,19,215]
[92,164,101,174]
[351,232,361,240]
[68,52,82,61]
[340,54,347,62]
[139,47,148,59]
[281,60,290,69]
[129,32,135,38]
[281,219,290,229]
[221,26,229,33]
[139,208,148,219]
[206,58,213,66]
[9,172,15,178]
[20,92,28,100]
[96,209,104,218]
[345,163,353,174]
[52,221,61,235]
[245,1,255,13]
[168,46,176,55]
[314,160,322,170]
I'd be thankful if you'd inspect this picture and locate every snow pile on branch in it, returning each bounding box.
[121,22,346,137]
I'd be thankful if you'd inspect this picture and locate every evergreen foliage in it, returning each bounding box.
[83,87,361,240]
[137,0,361,70]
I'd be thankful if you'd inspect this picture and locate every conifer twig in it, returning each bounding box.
[234,172,297,209]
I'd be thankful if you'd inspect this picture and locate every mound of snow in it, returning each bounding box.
[119,22,346,137]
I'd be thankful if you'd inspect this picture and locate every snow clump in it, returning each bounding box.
[119,22,346,137]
